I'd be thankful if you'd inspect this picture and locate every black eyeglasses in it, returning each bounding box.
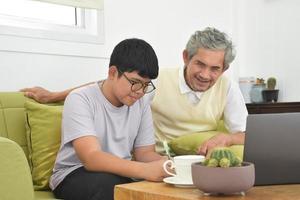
[121,72,156,94]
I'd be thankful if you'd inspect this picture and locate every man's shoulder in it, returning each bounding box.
[219,75,240,92]
[217,75,231,89]
[159,67,179,74]
[158,67,180,81]
[218,75,244,102]
[219,74,230,82]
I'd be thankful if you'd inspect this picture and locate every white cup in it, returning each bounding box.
[163,155,205,183]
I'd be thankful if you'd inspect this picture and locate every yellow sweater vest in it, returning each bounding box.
[151,68,229,152]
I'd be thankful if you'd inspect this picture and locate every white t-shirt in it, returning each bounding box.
[50,82,155,190]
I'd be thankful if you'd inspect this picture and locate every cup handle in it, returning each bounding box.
[163,160,176,176]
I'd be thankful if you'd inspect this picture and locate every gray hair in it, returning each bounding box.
[185,27,236,70]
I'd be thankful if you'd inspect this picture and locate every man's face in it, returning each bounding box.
[183,48,226,92]
[112,70,151,106]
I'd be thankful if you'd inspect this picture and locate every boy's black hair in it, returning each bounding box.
[109,38,159,79]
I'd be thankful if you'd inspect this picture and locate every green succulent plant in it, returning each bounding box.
[206,158,219,167]
[203,147,242,168]
[267,77,276,90]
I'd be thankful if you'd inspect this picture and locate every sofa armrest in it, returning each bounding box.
[0,137,35,200]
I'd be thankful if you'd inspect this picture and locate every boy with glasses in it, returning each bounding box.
[119,69,156,94]
[48,38,168,200]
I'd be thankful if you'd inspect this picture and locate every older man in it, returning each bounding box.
[151,27,247,155]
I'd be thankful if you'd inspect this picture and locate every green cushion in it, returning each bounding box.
[0,92,29,159]
[25,101,62,190]
[35,191,58,199]
[169,131,244,159]
[0,137,35,200]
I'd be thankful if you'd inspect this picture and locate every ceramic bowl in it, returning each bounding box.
[191,162,255,195]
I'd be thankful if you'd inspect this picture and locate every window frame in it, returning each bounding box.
[0,7,104,44]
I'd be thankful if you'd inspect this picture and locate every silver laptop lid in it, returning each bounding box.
[244,112,300,185]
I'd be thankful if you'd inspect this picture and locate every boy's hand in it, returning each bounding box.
[143,158,169,182]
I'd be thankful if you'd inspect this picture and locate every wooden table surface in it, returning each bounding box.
[114,181,300,200]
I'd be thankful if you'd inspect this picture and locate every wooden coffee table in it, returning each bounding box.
[114,181,300,200]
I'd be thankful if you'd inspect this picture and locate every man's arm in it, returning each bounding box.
[20,82,95,103]
[198,80,247,156]
[73,136,168,182]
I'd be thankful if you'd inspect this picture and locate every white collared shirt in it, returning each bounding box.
[178,67,204,105]
[177,67,248,133]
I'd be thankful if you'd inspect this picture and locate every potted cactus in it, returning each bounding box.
[202,147,242,168]
[262,77,279,102]
[191,147,255,195]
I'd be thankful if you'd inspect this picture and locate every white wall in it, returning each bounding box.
[103,0,235,68]
[0,0,235,91]
[0,50,106,90]
[1,0,299,102]
[237,0,300,101]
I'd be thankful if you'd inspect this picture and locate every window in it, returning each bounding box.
[0,1,104,44]
[0,1,77,26]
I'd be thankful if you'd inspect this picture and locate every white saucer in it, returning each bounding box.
[163,177,195,188]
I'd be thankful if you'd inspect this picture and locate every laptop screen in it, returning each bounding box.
[243,112,300,185]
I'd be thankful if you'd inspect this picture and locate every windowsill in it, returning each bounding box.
[0,24,104,44]
[0,34,105,58]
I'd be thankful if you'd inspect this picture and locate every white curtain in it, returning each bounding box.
[32,0,103,9]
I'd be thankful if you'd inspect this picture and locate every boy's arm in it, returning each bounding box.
[133,145,166,162]
[20,82,95,103]
[73,135,167,182]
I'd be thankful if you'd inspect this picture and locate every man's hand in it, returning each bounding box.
[21,82,95,103]
[20,87,55,103]
[197,132,245,156]
[197,133,232,156]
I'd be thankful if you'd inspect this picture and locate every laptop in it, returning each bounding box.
[243,112,300,185]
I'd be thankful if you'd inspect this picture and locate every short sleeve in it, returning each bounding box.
[62,92,97,144]
[224,80,248,133]
[133,103,155,148]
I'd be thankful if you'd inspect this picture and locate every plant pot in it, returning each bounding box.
[191,162,255,195]
[250,84,266,103]
[262,89,279,102]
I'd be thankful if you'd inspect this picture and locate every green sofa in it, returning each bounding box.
[0,92,244,200]
[0,92,58,200]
